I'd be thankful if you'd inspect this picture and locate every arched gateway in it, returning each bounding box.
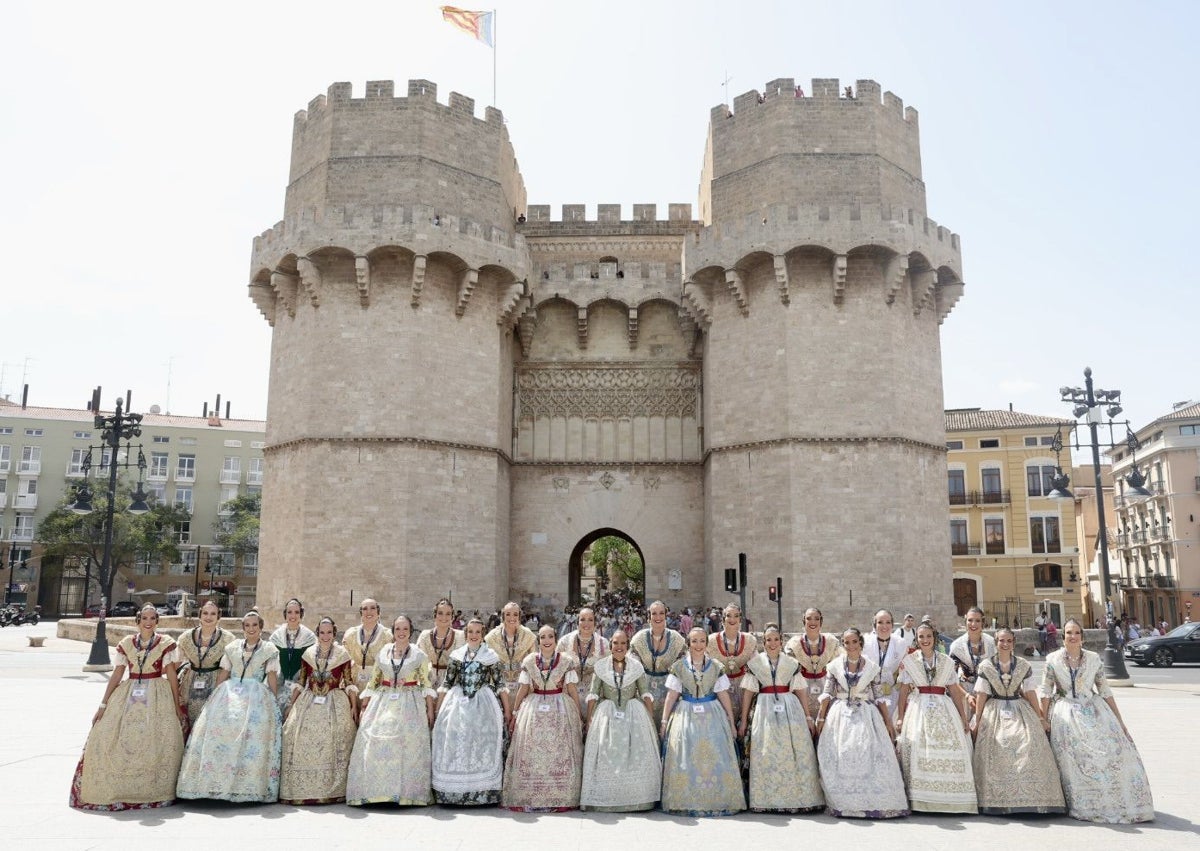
[250,76,965,632]
[568,529,646,607]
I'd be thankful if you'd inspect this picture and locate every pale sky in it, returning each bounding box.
[3,1,1196,431]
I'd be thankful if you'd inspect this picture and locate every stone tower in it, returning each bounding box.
[249,77,964,630]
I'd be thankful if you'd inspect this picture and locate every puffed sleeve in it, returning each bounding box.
[973,671,994,695]
[1019,674,1035,694]
[713,673,732,693]
[161,644,182,667]
[517,667,533,686]
[439,658,461,693]
[264,651,281,676]
[1092,660,1114,700]
[897,662,914,686]
[563,668,579,686]
[219,648,233,671]
[1037,659,1057,699]
[586,671,603,702]
[741,671,761,694]
[636,674,653,702]
[819,675,836,704]
[664,673,684,694]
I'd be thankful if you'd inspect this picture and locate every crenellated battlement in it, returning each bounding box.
[523,203,695,224]
[292,79,505,128]
[714,77,918,125]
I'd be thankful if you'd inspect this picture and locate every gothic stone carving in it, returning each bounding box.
[516,365,701,420]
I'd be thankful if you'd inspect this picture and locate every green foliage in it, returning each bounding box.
[38,476,189,602]
[213,491,261,556]
[587,536,644,591]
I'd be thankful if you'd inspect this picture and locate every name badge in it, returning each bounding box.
[313,695,327,705]
[923,695,937,709]
[691,703,706,714]
[458,695,471,705]
[881,683,893,696]
[773,703,786,714]
[999,706,1014,719]
[358,671,369,683]
[809,684,821,695]
[613,710,626,720]
[231,684,245,696]
[192,680,207,691]
[538,702,552,712]
[130,687,147,701]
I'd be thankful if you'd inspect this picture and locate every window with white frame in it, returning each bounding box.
[176,521,191,544]
[1181,424,1200,436]
[96,447,112,476]
[73,431,92,439]
[0,427,11,435]
[981,466,1003,502]
[247,457,263,485]
[250,441,265,449]
[149,451,168,479]
[950,518,969,555]
[180,437,196,446]
[146,482,166,504]
[242,551,258,576]
[948,469,966,504]
[174,486,193,513]
[19,445,41,473]
[176,454,195,481]
[221,456,241,483]
[984,518,1005,554]
[218,485,238,513]
[0,478,6,501]
[1030,516,1062,554]
[24,428,43,437]
[152,435,169,443]
[0,444,12,472]
[223,439,242,448]
[14,514,35,541]
[67,448,88,477]
[1026,463,1057,497]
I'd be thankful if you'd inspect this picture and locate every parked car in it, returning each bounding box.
[1125,621,1200,667]
[109,601,140,617]
[83,603,103,618]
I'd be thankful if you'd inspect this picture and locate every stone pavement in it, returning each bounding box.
[1,621,1196,850]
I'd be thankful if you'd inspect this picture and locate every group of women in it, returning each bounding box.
[69,598,1154,825]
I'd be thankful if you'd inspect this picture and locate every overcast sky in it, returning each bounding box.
[3,1,1196,432]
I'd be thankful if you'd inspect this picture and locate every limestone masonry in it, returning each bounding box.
[248,76,965,630]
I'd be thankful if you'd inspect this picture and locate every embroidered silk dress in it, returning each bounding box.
[579,655,660,812]
[347,642,435,806]
[742,652,823,813]
[431,643,506,805]
[817,655,908,819]
[342,622,387,694]
[501,652,583,811]
[862,632,908,720]
[176,639,282,802]
[269,623,316,718]
[629,627,686,727]
[70,633,185,811]
[972,655,1065,814]
[280,643,358,804]
[176,626,235,730]
[484,624,536,697]
[557,629,611,715]
[948,632,997,694]
[785,631,842,706]
[897,651,978,813]
[1039,649,1153,823]
[708,630,757,719]
[417,626,465,690]
[660,656,746,817]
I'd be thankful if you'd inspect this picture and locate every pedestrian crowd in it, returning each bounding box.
[70,597,1153,824]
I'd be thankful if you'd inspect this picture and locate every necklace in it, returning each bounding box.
[922,652,938,687]
[133,633,160,678]
[192,626,220,668]
[844,656,864,689]
[575,633,596,669]
[536,651,558,692]
[390,643,411,683]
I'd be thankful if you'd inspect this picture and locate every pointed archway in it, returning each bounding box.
[568,528,645,607]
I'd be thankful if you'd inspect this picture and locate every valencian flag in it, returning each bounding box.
[440,6,495,47]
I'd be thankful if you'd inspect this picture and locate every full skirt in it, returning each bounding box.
[661,702,746,817]
[176,680,281,802]
[70,678,184,810]
[746,693,823,812]
[897,693,978,813]
[973,698,1065,814]
[501,693,583,811]
[178,667,221,731]
[280,690,357,804]
[817,699,908,818]
[346,687,432,806]
[431,687,504,805]
[1049,696,1154,823]
[580,699,661,812]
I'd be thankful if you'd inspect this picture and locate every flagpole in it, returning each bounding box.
[492,9,497,107]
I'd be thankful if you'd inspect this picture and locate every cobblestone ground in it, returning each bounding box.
[2,621,1196,849]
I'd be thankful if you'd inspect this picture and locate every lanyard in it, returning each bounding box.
[966,638,983,675]
[613,660,626,709]
[431,627,453,666]
[718,632,742,658]
[801,633,825,670]
[133,634,160,678]
[503,630,520,670]
[536,652,558,692]
[844,656,863,690]
[996,655,1017,690]
[648,630,670,671]
[921,653,938,688]
[685,655,709,697]
[313,643,333,682]
[1067,655,1082,699]
[575,633,596,669]
[875,636,891,683]
[286,628,299,649]
[192,627,219,669]
[766,653,783,691]
[390,643,411,683]
[359,624,379,664]
[239,641,261,680]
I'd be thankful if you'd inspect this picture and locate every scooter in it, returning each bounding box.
[0,607,13,627]
[15,605,41,626]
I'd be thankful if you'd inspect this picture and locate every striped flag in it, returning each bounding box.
[440,6,494,47]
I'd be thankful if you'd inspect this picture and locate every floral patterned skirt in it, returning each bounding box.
[974,697,1065,814]
[280,689,357,804]
[1049,696,1153,823]
[346,686,432,806]
[660,698,745,817]
[580,698,661,811]
[816,699,908,819]
[501,693,582,811]
[897,693,978,814]
[431,686,504,805]
[747,692,823,812]
[176,679,281,802]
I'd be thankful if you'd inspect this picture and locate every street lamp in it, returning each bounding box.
[68,392,149,672]
[5,545,24,607]
[1051,367,1152,684]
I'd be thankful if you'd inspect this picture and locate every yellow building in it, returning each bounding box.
[945,408,1082,627]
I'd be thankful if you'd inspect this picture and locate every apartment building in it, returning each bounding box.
[0,396,264,615]
[945,408,1082,627]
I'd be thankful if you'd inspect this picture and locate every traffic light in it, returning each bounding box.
[724,568,738,593]
[768,585,778,602]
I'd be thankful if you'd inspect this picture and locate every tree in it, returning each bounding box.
[213,491,261,558]
[587,536,644,601]
[38,478,189,609]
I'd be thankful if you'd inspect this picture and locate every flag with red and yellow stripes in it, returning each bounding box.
[440,6,494,47]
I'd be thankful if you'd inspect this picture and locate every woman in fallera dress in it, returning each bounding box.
[431,618,511,806]
[417,598,465,691]
[557,606,610,716]
[70,605,186,811]
[175,600,235,731]
[971,626,1065,815]
[896,622,978,814]
[501,625,583,812]
[629,600,686,727]
[270,598,316,719]
[738,623,823,813]
[660,627,746,817]
[279,617,358,805]
[815,627,907,819]
[177,611,282,802]
[579,630,661,812]
[346,614,435,807]
[784,607,842,708]
[1039,619,1153,823]
[342,598,385,703]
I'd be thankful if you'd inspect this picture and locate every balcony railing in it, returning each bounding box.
[951,542,969,555]
[1154,574,1175,588]
[1135,574,1150,587]
[18,461,40,474]
[985,541,1005,555]
[219,470,241,484]
[175,470,196,483]
[246,471,263,485]
[11,528,34,542]
[947,490,1012,507]
[13,494,37,510]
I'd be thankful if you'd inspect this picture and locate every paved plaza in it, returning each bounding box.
[1,621,1196,849]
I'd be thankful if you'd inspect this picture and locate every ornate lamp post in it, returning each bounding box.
[1050,368,1153,684]
[69,393,150,672]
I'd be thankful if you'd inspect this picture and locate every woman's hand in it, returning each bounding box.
[91,706,105,726]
